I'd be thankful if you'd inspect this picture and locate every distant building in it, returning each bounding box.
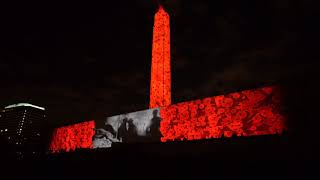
[0,103,46,159]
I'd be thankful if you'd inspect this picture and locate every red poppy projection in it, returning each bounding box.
[48,86,287,153]
[159,86,287,142]
[49,121,95,153]
[149,6,171,108]
[48,5,288,153]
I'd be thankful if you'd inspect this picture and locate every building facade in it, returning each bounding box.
[0,103,46,159]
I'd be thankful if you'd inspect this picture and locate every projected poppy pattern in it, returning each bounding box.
[49,121,95,153]
[150,6,171,108]
[159,86,287,142]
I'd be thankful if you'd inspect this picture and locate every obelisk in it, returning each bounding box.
[149,5,171,108]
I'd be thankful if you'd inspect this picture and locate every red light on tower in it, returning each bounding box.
[149,5,171,108]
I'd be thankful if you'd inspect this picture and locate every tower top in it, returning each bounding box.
[157,4,167,13]
[155,4,169,19]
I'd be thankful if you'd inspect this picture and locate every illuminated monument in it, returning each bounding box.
[49,4,287,153]
[150,6,171,108]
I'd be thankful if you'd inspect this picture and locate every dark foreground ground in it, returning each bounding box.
[1,133,318,179]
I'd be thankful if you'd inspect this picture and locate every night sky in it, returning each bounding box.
[0,0,319,128]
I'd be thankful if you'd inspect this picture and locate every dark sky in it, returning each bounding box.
[0,0,319,127]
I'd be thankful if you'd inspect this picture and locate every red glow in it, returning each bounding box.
[49,121,95,153]
[159,86,287,142]
[149,6,171,108]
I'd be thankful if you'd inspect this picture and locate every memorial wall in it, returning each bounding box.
[49,85,287,153]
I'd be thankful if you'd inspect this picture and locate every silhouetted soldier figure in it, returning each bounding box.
[127,118,138,143]
[147,109,162,141]
[117,118,128,142]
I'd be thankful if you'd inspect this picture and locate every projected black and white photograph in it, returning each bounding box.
[93,108,162,148]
